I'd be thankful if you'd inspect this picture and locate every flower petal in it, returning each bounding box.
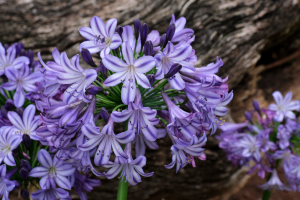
[122,42,134,65]
[29,166,48,177]
[13,89,26,108]
[7,111,25,130]
[102,55,128,72]
[135,72,151,88]
[55,174,72,190]
[38,149,53,168]
[272,91,283,105]
[115,130,135,144]
[110,33,122,49]
[90,16,107,37]
[110,110,132,123]
[104,71,126,87]
[79,27,96,41]
[106,18,117,38]
[134,56,155,73]
[79,41,102,54]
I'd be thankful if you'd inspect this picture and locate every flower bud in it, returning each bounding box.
[140,23,149,47]
[86,85,103,95]
[144,41,153,56]
[253,100,261,115]
[134,19,141,39]
[81,48,97,67]
[22,134,31,149]
[99,62,108,79]
[160,34,166,47]
[165,23,175,45]
[16,107,24,116]
[19,168,29,180]
[164,64,182,79]
[21,159,32,171]
[15,42,24,56]
[21,189,29,200]
[26,49,34,65]
[115,26,123,36]
[100,107,109,122]
[147,74,155,85]
[244,111,252,122]
[104,91,109,96]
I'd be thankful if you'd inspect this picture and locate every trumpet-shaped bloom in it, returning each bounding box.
[29,149,75,190]
[31,177,70,200]
[2,64,43,107]
[79,119,135,166]
[56,52,97,104]
[268,91,300,122]
[165,135,206,172]
[103,42,155,104]
[111,90,159,156]
[104,144,153,185]
[0,43,29,76]
[7,104,40,140]
[169,15,194,43]
[259,169,291,191]
[0,164,18,200]
[154,42,193,90]
[0,127,22,166]
[79,16,122,57]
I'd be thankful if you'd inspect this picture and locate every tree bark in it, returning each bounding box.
[1,0,300,199]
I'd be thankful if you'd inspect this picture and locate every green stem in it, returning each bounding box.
[116,122,129,200]
[262,190,271,200]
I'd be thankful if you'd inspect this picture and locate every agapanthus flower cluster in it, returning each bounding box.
[0,14,232,199]
[217,91,300,194]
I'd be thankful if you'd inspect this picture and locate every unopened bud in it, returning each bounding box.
[134,19,141,39]
[86,85,103,95]
[164,64,182,79]
[81,48,97,67]
[22,134,30,149]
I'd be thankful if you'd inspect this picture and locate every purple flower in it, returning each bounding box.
[79,16,122,57]
[29,149,75,190]
[254,127,276,152]
[111,90,159,156]
[238,134,261,161]
[2,64,43,107]
[0,43,29,76]
[103,41,155,104]
[38,48,65,98]
[0,126,22,166]
[69,171,101,200]
[31,177,70,200]
[268,91,300,122]
[277,125,291,150]
[7,104,40,140]
[259,169,291,191]
[79,119,135,166]
[104,144,153,185]
[56,52,97,104]
[169,15,194,43]
[165,134,206,172]
[154,42,193,90]
[0,164,18,200]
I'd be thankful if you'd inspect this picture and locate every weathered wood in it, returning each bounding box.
[1,0,300,199]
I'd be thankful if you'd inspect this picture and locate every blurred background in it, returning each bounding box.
[1,0,300,199]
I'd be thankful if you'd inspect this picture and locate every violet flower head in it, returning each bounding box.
[7,104,40,140]
[268,91,300,122]
[104,143,153,185]
[79,16,122,57]
[238,134,261,161]
[2,64,43,107]
[169,14,194,43]
[0,164,18,200]
[0,43,29,76]
[259,169,291,191]
[29,149,75,190]
[111,90,159,156]
[31,177,70,200]
[0,126,22,166]
[79,119,135,166]
[103,41,155,104]
[56,52,97,104]
[155,42,194,90]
